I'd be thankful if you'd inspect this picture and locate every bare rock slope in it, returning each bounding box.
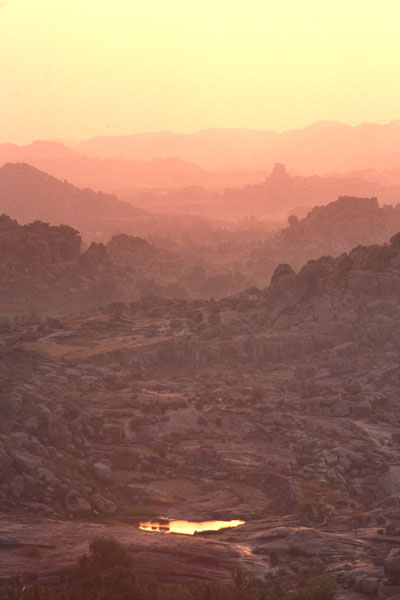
[2,232,400,596]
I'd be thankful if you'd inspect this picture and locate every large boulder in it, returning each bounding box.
[111,449,139,470]
[384,549,400,585]
[9,476,24,498]
[37,467,62,488]
[334,253,353,283]
[270,263,296,286]
[91,493,117,514]
[0,448,12,480]
[263,285,294,321]
[0,212,81,272]
[332,399,350,417]
[48,414,70,441]
[65,490,92,515]
[93,462,113,483]
[293,265,319,302]
[80,242,110,268]
[10,449,44,473]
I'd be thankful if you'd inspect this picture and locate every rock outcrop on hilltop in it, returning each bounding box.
[0,214,81,271]
[0,215,260,311]
[0,215,190,311]
[0,214,112,309]
[106,233,177,269]
[253,196,400,272]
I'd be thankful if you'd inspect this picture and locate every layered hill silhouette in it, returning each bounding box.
[0,162,147,238]
[0,141,264,194]
[131,164,400,220]
[251,195,400,273]
[4,123,400,210]
[68,121,400,173]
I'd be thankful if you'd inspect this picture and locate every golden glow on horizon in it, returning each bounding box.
[1,0,400,143]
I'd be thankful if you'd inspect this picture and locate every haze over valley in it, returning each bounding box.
[2,1,400,599]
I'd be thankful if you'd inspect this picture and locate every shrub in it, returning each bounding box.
[268,550,280,566]
[0,537,339,600]
[89,536,132,570]
[288,545,305,557]
[289,576,338,600]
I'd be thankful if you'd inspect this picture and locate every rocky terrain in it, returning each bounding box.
[0,214,262,313]
[0,214,194,313]
[2,232,400,596]
[252,195,400,273]
[0,163,277,300]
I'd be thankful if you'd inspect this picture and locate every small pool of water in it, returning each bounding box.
[139,518,245,535]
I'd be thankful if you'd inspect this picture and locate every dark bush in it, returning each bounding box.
[0,538,338,600]
[289,576,338,600]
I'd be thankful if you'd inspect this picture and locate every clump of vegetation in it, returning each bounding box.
[288,576,338,600]
[252,548,280,567]
[268,550,280,566]
[0,537,339,600]
[251,387,265,400]
[287,545,305,558]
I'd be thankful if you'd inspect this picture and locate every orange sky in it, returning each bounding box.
[1,0,400,144]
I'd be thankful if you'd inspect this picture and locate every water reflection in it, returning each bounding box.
[139,518,245,535]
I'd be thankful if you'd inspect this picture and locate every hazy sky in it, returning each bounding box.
[1,0,400,143]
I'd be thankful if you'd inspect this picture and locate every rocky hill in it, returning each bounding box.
[1,233,400,594]
[126,164,400,221]
[0,215,81,270]
[0,215,193,312]
[220,165,400,220]
[252,195,400,272]
[0,213,262,311]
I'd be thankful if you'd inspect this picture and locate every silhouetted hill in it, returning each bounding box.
[128,164,400,220]
[0,162,146,237]
[69,121,400,173]
[0,141,264,194]
[252,195,400,272]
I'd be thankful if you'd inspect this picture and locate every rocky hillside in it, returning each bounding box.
[0,215,81,270]
[0,215,192,312]
[252,195,400,272]
[2,233,400,595]
[0,215,260,311]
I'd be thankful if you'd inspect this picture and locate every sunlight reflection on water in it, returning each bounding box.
[139,519,245,535]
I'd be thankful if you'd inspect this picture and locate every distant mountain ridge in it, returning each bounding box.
[3,121,400,197]
[66,121,400,173]
[0,140,265,193]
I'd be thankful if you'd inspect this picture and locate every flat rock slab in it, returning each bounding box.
[247,526,372,560]
[0,519,265,584]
